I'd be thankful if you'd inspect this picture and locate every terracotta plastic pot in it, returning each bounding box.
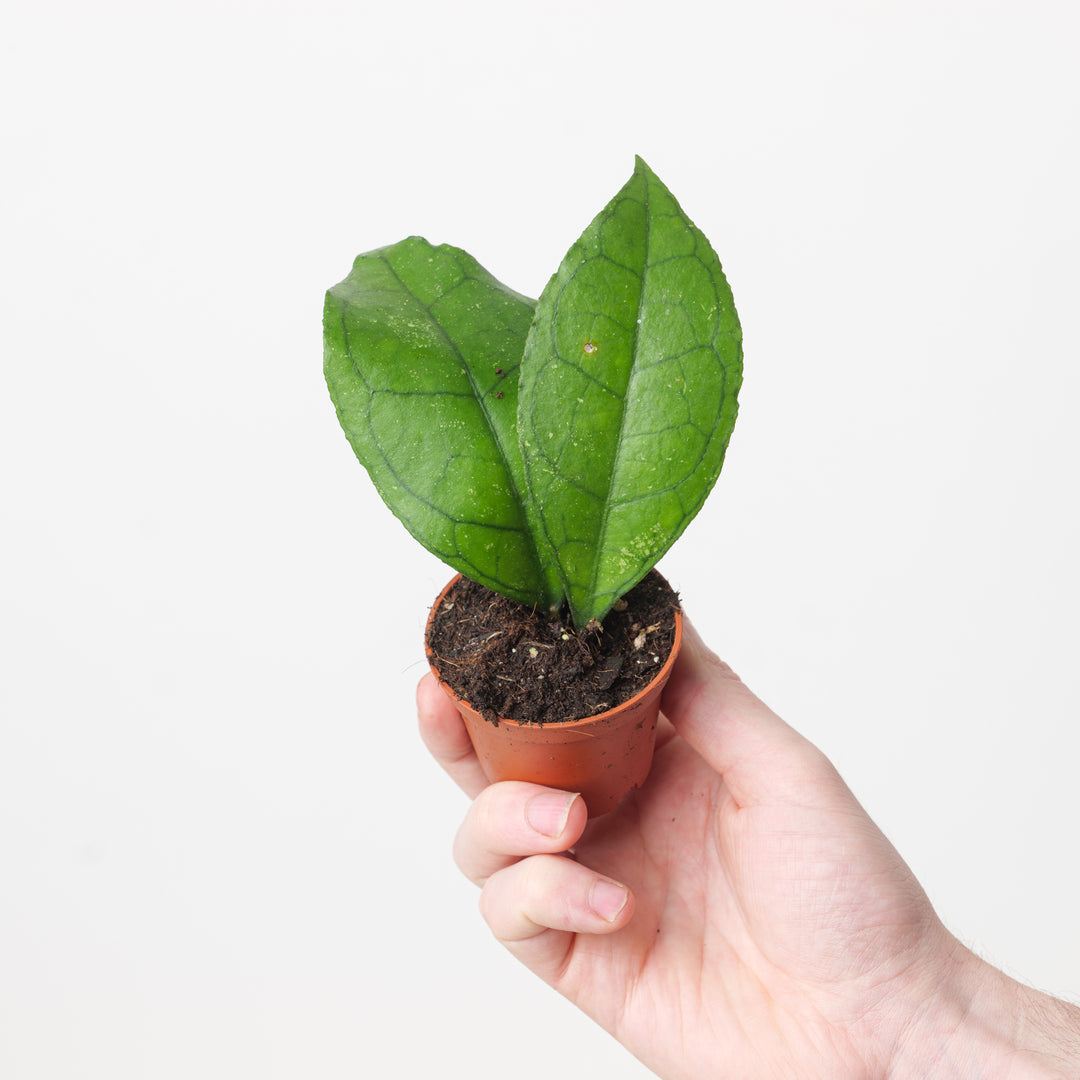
[425,574,683,816]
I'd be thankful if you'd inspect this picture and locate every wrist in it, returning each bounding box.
[1007,974,1080,1080]
[886,939,1080,1080]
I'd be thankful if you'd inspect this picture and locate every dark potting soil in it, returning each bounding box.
[425,570,680,725]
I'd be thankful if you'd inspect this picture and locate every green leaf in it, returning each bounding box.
[519,158,743,627]
[324,236,563,609]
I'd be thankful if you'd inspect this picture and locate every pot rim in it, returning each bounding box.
[425,571,683,729]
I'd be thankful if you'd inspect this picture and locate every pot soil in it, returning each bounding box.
[425,570,682,815]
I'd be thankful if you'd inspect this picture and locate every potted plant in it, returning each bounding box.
[323,157,742,814]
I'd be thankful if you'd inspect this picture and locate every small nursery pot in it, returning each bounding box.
[425,574,683,816]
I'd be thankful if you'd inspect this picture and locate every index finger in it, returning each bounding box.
[417,672,489,798]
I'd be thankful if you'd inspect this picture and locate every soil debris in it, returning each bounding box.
[426,571,679,724]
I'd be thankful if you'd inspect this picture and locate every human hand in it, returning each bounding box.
[418,618,1080,1079]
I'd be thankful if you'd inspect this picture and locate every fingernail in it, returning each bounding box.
[590,879,629,922]
[526,791,579,838]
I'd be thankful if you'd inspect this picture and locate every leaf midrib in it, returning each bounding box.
[584,181,652,618]
[377,251,547,585]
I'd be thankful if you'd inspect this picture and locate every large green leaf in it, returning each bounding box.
[519,158,743,627]
[324,236,562,609]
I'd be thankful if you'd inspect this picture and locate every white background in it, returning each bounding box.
[2,1,1078,1076]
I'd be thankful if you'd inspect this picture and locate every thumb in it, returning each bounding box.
[661,618,850,811]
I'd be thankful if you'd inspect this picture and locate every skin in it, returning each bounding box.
[417,618,1080,1080]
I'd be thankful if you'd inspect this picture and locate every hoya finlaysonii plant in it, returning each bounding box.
[324,157,742,630]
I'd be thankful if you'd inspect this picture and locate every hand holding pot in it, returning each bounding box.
[417,619,1080,1080]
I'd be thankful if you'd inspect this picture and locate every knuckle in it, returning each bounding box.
[477,878,500,928]
[451,814,487,885]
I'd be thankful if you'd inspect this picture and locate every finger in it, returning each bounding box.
[661,617,850,810]
[479,853,633,976]
[416,673,489,799]
[453,781,587,885]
